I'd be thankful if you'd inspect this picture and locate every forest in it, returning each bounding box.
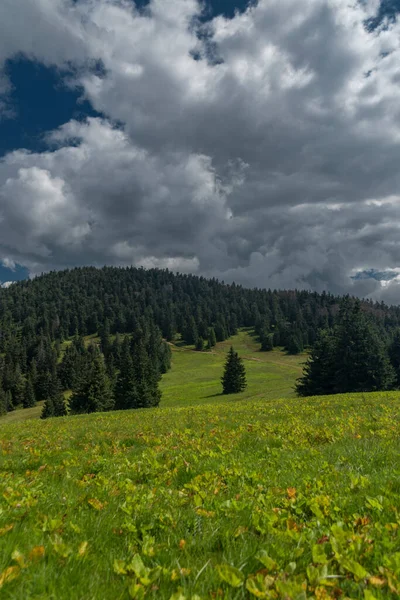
[1,266,400,418]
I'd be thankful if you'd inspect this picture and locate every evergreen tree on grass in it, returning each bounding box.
[389,328,400,388]
[296,330,336,396]
[0,381,7,416]
[69,351,114,414]
[297,299,395,396]
[41,371,66,419]
[196,337,204,351]
[221,347,247,394]
[260,332,273,352]
[23,376,36,408]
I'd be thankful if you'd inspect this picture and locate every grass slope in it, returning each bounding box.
[1,392,400,598]
[161,329,303,407]
[0,330,304,423]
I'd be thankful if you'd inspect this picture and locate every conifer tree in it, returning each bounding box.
[41,371,66,418]
[208,327,217,348]
[389,328,400,387]
[297,300,395,396]
[334,300,395,393]
[69,351,114,414]
[221,347,247,394]
[131,335,161,408]
[296,330,336,396]
[260,332,274,352]
[0,381,7,415]
[285,334,303,355]
[41,396,55,419]
[196,337,204,351]
[23,376,36,408]
[114,339,138,410]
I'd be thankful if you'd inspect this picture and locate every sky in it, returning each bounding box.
[1,0,400,301]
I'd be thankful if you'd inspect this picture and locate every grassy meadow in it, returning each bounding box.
[0,329,304,422]
[1,332,400,598]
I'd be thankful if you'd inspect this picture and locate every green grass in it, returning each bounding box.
[2,331,400,598]
[1,392,400,598]
[161,330,304,407]
[1,330,304,423]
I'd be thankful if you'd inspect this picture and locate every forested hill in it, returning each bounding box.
[1,266,400,417]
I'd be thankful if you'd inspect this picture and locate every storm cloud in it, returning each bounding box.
[1,0,400,300]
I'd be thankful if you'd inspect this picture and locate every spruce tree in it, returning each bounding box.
[41,371,66,419]
[41,396,55,419]
[0,381,7,416]
[208,327,217,348]
[297,300,395,396]
[285,334,303,355]
[131,335,161,408]
[114,339,138,410]
[196,337,204,351]
[69,352,114,414]
[260,333,273,352]
[296,330,336,396]
[23,376,36,408]
[389,329,400,387]
[334,300,395,393]
[221,347,247,394]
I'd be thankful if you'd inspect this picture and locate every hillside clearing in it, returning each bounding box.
[1,330,305,422]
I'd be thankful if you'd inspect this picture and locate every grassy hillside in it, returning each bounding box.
[161,329,303,407]
[0,330,304,422]
[1,391,400,598]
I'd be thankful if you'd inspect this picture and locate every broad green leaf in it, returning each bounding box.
[246,574,275,598]
[128,583,145,599]
[312,544,329,565]
[364,591,378,600]
[256,550,278,571]
[339,557,368,580]
[216,563,244,587]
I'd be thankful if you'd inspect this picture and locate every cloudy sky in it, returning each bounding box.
[1,0,400,300]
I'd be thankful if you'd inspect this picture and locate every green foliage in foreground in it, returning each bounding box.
[1,393,400,599]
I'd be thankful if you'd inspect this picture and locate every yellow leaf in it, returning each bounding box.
[0,524,14,537]
[11,550,26,568]
[0,566,20,588]
[29,546,45,562]
[78,541,89,557]
[369,576,386,587]
[88,498,105,511]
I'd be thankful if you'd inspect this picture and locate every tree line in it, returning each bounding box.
[1,266,400,416]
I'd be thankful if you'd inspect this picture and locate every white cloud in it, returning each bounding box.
[1,0,400,300]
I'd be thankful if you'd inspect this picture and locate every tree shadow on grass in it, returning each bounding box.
[203,392,224,399]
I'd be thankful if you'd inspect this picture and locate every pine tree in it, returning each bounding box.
[196,337,204,351]
[131,335,161,408]
[389,329,400,387]
[41,396,55,419]
[334,300,395,393]
[12,366,26,407]
[0,381,7,416]
[51,375,67,417]
[221,347,247,394]
[23,376,36,408]
[296,330,336,396]
[260,333,273,352]
[285,334,303,355]
[114,339,138,410]
[69,352,114,414]
[208,327,217,348]
[297,300,395,396]
[41,371,66,419]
